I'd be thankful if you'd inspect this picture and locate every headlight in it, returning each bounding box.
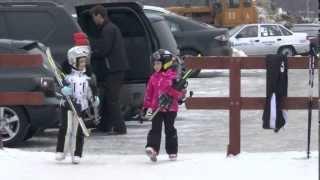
[214,34,228,42]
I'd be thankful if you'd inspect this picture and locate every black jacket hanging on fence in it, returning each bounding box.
[262,54,288,132]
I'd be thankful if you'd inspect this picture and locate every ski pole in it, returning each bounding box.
[307,47,316,158]
[0,134,3,149]
[147,107,161,121]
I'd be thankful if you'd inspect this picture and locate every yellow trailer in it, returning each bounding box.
[167,0,258,28]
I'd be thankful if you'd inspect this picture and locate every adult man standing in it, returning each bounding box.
[89,5,129,134]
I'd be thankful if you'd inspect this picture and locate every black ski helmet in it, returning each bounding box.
[151,49,174,70]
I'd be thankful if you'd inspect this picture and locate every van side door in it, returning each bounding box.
[76,2,159,82]
[231,25,259,55]
[259,25,283,55]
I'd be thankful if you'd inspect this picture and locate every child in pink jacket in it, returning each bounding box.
[143,49,184,162]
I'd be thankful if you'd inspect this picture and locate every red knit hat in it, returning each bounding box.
[73,32,89,46]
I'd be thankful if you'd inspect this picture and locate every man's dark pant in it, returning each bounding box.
[146,112,178,154]
[98,71,126,133]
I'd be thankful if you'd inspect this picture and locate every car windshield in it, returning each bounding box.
[143,6,175,15]
[192,18,218,30]
[228,25,245,37]
[170,14,219,31]
[150,19,179,55]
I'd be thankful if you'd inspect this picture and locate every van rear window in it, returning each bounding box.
[6,12,55,41]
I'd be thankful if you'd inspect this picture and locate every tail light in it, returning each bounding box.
[73,32,89,46]
[34,77,56,96]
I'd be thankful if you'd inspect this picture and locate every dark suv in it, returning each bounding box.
[0,39,59,146]
[0,2,180,146]
[0,2,82,65]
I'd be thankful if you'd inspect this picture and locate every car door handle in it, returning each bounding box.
[254,40,259,42]
[277,38,282,41]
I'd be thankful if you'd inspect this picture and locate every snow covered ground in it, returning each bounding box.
[0,148,317,180]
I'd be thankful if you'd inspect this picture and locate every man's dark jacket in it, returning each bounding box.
[90,21,129,81]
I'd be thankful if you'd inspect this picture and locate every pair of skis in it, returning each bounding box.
[64,110,79,159]
[46,48,90,137]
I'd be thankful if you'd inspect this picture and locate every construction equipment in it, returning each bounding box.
[167,0,258,28]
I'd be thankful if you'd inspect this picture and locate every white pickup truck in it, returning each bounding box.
[228,24,310,56]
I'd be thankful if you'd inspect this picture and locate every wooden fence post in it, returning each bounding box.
[227,57,241,156]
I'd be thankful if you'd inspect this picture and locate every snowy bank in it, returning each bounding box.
[0,148,317,180]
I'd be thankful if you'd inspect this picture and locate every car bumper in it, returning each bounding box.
[206,45,232,56]
[294,44,310,54]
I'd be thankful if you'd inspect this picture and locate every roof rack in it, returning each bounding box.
[0,1,58,7]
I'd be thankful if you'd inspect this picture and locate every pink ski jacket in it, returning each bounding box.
[143,69,183,112]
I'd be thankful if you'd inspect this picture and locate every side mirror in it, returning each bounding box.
[236,34,243,39]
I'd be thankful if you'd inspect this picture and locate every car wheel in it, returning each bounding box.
[181,50,201,78]
[278,46,295,56]
[0,106,29,147]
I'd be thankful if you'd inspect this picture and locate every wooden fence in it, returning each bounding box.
[184,56,318,156]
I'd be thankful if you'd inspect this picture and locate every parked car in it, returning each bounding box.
[228,24,310,56]
[162,13,231,57]
[0,1,82,65]
[143,5,231,55]
[291,23,319,52]
[143,5,232,76]
[0,39,59,146]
